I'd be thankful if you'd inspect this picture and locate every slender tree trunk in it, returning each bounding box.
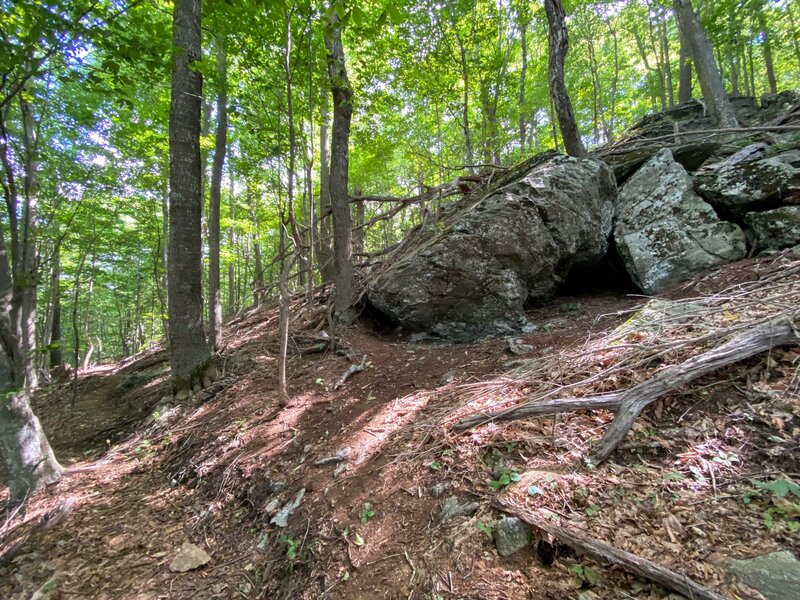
[324,7,357,324]
[277,217,290,401]
[317,93,334,282]
[756,10,778,94]
[660,12,675,107]
[49,246,62,369]
[788,4,800,73]
[544,0,586,157]
[208,38,227,352]
[455,32,474,170]
[673,0,738,128]
[227,171,236,315]
[519,22,528,154]
[249,200,264,303]
[167,0,210,395]
[678,37,693,103]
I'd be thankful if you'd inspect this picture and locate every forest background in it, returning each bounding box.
[2,0,799,399]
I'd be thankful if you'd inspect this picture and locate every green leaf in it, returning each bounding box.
[528,485,544,496]
[385,4,403,25]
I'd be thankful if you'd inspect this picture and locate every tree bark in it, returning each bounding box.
[167,0,210,395]
[324,6,357,324]
[544,0,586,157]
[0,99,61,506]
[455,31,474,171]
[518,21,528,154]
[208,38,227,352]
[756,9,778,95]
[673,0,738,128]
[678,37,693,103]
[317,92,334,282]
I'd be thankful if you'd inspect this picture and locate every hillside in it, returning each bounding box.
[1,250,798,600]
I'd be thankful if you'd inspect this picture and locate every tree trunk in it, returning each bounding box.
[208,38,227,352]
[544,0,586,157]
[324,6,357,324]
[678,37,693,103]
[49,247,62,370]
[756,10,778,94]
[455,32,474,170]
[673,0,738,128]
[518,21,528,154]
[227,172,236,315]
[317,93,334,282]
[167,0,210,395]
[0,103,61,505]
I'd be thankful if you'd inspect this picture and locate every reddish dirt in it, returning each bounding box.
[1,254,798,600]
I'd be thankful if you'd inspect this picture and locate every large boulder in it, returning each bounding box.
[367,155,616,340]
[694,147,800,213]
[614,148,746,294]
[745,206,800,251]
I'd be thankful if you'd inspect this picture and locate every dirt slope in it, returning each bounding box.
[1,254,799,600]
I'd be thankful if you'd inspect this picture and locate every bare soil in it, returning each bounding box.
[1,255,798,600]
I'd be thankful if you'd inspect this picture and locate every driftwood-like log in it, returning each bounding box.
[496,500,727,600]
[458,314,799,463]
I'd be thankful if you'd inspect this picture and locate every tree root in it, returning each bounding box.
[457,313,799,464]
[496,499,727,600]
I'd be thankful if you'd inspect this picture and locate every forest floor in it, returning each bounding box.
[1,254,799,600]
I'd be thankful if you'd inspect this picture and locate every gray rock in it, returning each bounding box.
[745,207,800,251]
[615,148,746,294]
[430,482,449,497]
[728,550,800,600]
[368,154,616,341]
[169,542,211,572]
[440,496,480,522]
[314,447,351,466]
[494,517,531,556]
[270,488,305,527]
[269,480,288,493]
[507,338,533,356]
[695,148,800,212]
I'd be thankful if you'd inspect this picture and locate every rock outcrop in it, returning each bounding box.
[367,155,616,340]
[695,146,800,213]
[745,206,800,251]
[614,148,746,294]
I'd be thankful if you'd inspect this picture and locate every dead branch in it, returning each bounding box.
[457,313,800,464]
[594,125,800,155]
[496,500,727,600]
[334,354,368,390]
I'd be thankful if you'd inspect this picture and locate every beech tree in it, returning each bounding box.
[167,0,211,395]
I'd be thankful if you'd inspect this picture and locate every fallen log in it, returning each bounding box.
[496,499,727,600]
[457,313,799,464]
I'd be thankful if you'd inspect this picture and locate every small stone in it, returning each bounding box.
[269,480,287,493]
[507,338,533,355]
[728,550,800,600]
[201,375,212,388]
[174,388,191,402]
[494,517,531,557]
[270,488,306,528]
[169,542,211,572]
[440,496,480,522]
[264,498,281,514]
[192,381,202,393]
[430,482,449,498]
[314,446,351,465]
[439,370,461,385]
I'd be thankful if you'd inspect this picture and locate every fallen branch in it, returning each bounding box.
[496,500,726,600]
[334,354,368,390]
[457,313,799,464]
[0,497,76,564]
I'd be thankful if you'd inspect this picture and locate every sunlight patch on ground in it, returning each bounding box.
[345,390,433,466]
